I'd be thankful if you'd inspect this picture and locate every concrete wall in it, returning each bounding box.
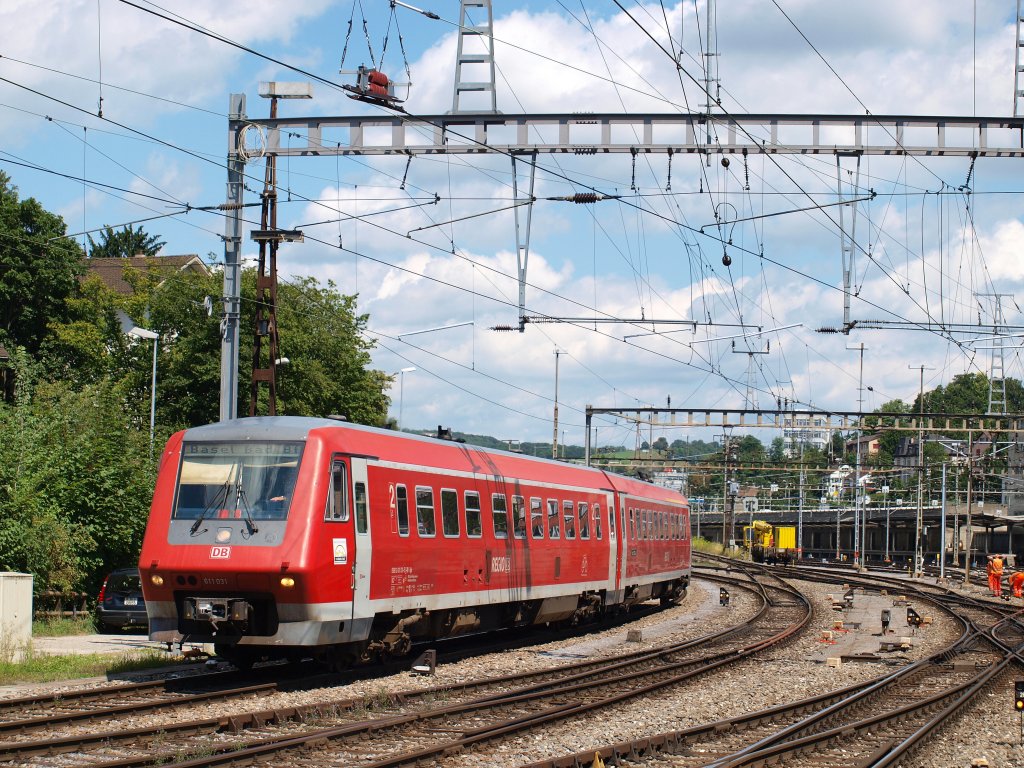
[0,573,33,662]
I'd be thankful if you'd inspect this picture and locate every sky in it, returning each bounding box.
[2,1,1023,448]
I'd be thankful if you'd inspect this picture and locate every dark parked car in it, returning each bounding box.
[96,568,148,631]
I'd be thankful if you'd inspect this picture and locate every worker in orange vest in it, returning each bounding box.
[987,555,1004,597]
[1009,570,1024,599]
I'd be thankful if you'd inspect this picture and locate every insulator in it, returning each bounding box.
[490,325,518,332]
[572,193,599,204]
[368,70,389,87]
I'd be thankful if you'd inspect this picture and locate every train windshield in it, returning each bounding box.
[173,441,304,522]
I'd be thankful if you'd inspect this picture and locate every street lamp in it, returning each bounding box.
[393,367,416,431]
[128,326,159,458]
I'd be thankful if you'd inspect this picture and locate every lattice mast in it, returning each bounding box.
[249,98,283,416]
[452,0,498,114]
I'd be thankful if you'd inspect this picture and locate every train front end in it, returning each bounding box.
[139,418,351,664]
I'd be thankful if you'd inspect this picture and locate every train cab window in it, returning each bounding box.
[465,491,482,537]
[547,500,561,539]
[530,497,544,538]
[578,502,590,539]
[415,487,436,537]
[594,504,602,540]
[492,494,508,538]
[325,461,349,522]
[441,489,460,537]
[512,496,526,539]
[354,482,368,534]
[396,484,410,536]
[563,500,576,539]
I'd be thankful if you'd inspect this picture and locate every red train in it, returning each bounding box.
[139,417,691,667]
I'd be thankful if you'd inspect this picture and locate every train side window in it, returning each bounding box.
[628,508,635,540]
[563,500,576,539]
[415,487,436,537]
[492,494,508,538]
[512,495,526,539]
[530,497,544,538]
[354,482,368,534]
[578,502,590,539]
[662,511,667,539]
[608,503,615,538]
[441,489,460,537]
[594,503,602,540]
[547,499,561,539]
[396,484,409,536]
[465,491,482,537]
[325,461,349,522]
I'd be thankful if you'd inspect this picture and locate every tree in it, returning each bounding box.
[652,436,669,453]
[87,224,165,259]
[0,355,155,594]
[0,172,84,360]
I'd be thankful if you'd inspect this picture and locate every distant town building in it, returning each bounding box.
[83,254,209,296]
[782,413,830,456]
[844,433,882,457]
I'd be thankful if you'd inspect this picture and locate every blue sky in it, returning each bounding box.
[2,1,1023,445]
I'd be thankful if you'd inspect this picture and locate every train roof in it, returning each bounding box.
[179,417,686,505]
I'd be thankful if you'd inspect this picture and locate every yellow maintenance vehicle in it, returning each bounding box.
[742,520,797,564]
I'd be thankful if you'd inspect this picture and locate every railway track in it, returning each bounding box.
[517,559,1022,768]
[1,573,808,767]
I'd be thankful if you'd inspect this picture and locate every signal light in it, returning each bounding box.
[1015,680,1024,710]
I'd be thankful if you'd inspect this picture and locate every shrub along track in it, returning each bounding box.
[0,571,809,768]
[515,559,1023,768]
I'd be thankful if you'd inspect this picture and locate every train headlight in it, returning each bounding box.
[150,574,164,587]
[280,576,296,588]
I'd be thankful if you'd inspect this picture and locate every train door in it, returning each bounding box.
[350,458,372,619]
[326,457,356,624]
[618,495,629,586]
[606,491,620,591]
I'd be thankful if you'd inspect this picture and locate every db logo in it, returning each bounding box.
[210,546,231,559]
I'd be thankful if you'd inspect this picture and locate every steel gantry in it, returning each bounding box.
[219,106,1024,419]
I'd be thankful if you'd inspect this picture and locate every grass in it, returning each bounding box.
[0,648,180,686]
[32,615,97,637]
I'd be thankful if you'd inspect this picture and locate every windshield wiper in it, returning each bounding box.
[235,467,259,536]
[190,480,231,536]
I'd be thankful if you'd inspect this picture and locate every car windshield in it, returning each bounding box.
[173,441,303,521]
[108,573,141,592]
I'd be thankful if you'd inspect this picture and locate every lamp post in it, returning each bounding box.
[128,326,159,458]
[393,367,416,431]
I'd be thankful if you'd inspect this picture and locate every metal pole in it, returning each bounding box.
[149,335,158,459]
[584,406,592,466]
[552,350,562,459]
[940,462,947,580]
[220,93,246,422]
[884,489,890,561]
[399,370,406,431]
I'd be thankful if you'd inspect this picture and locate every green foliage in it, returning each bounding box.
[0,171,85,357]
[87,224,165,259]
[0,357,155,595]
